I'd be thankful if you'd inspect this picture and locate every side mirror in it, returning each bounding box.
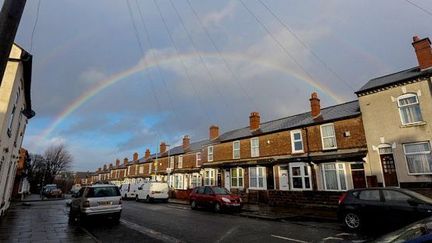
[408,198,420,206]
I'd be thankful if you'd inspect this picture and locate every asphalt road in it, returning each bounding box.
[82,200,370,243]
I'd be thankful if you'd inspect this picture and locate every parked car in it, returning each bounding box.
[42,184,63,198]
[338,188,432,231]
[119,183,141,200]
[135,181,169,202]
[189,186,242,212]
[69,184,122,223]
[373,216,432,242]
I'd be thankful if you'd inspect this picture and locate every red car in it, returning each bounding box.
[189,186,242,212]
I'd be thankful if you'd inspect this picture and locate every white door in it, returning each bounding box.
[224,170,230,190]
[279,166,289,191]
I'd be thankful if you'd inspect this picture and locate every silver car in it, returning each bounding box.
[69,184,122,223]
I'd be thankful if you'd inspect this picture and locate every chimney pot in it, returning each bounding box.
[124,157,128,165]
[160,142,167,154]
[209,125,219,140]
[249,112,261,131]
[412,35,432,70]
[183,135,190,149]
[310,92,321,118]
[145,149,151,159]
[133,152,138,161]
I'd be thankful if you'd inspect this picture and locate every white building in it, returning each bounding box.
[0,44,35,216]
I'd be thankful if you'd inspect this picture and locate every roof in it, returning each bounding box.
[356,66,432,94]
[218,100,360,142]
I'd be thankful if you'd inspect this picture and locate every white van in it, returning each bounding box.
[119,183,141,199]
[136,181,169,202]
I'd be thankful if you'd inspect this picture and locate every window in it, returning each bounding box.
[233,141,240,159]
[291,130,304,153]
[204,169,216,186]
[191,173,201,188]
[230,167,244,188]
[251,138,260,157]
[178,155,183,169]
[196,153,201,167]
[174,174,184,189]
[404,142,432,174]
[249,167,266,189]
[207,146,214,162]
[289,162,312,190]
[7,105,15,137]
[321,124,337,150]
[398,94,423,125]
[149,163,152,174]
[322,163,347,191]
[169,157,174,169]
[358,190,380,201]
[383,190,411,203]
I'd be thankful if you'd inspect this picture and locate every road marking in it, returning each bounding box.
[120,219,184,243]
[270,234,309,243]
[216,226,239,243]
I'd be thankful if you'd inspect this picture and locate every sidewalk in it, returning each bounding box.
[19,193,68,203]
[0,200,95,242]
[169,198,337,222]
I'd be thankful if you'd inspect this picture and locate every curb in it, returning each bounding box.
[168,200,189,205]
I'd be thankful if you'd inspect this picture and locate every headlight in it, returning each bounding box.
[221,197,231,203]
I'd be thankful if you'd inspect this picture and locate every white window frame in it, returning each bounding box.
[204,169,216,186]
[291,130,304,153]
[233,141,241,159]
[403,141,432,175]
[169,156,174,169]
[191,173,201,188]
[230,167,244,188]
[289,162,312,191]
[174,174,184,189]
[195,152,201,167]
[397,93,423,125]
[149,163,152,174]
[321,163,348,191]
[320,123,337,150]
[207,146,214,162]
[250,137,260,157]
[178,155,183,169]
[248,166,266,190]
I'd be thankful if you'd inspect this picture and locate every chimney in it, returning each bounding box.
[124,157,128,165]
[109,163,113,169]
[412,36,432,70]
[209,125,219,140]
[103,164,107,171]
[133,152,138,161]
[249,112,260,131]
[183,135,190,149]
[115,159,120,167]
[98,167,101,172]
[145,149,151,159]
[310,92,321,118]
[160,142,167,154]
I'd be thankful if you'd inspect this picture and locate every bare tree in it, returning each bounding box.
[43,144,72,183]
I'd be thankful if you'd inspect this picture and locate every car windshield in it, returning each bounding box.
[212,187,230,195]
[86,187,120,197]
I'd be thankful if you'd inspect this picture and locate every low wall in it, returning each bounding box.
[170,189,192,200]
[268,190,342,207]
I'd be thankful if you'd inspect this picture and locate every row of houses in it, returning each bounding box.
[82,35,432,206]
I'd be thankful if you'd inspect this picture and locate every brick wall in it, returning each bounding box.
[268,190,342,207]
[182,153,196,168]
[170,189,193,200]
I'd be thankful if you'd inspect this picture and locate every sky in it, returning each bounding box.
[7,0,432,171]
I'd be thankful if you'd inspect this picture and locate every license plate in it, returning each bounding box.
[98,201,112,205]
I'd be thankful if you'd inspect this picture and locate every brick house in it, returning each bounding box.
[356,36,432,195]
[201,93,368,206]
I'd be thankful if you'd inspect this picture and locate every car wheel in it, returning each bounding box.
[135,195,139,202]
[191,200,197,210]
[146,195,151,203]
[344,212,361,230]
[214,202,221,213]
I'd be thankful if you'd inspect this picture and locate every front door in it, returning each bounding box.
[380,154,399,187]
[279,166,289,190]
[224,170,230,190]
[351,163,366,189]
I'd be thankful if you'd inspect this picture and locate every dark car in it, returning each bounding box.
[373,217,432,243]
[189,186,242,212]
[338,188,432,231]
[42,184,63,198]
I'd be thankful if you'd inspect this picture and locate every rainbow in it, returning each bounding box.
[32,51,346,147]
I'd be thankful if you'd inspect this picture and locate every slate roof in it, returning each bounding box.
[356,66,432,94]
[218,100,360,142]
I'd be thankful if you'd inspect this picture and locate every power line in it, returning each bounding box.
[152,0,212,123]
[257,0,355,91]
[405,0,432,17]
[238,0,321,95]
[185,0,259,112]
[30,0,42,52]
[167,0,243,125]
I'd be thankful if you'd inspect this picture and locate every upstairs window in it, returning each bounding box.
[169,156,174,169]
[398,94,423,125]
[196,153,201,167]
[404,142,432,175]
[178,155,183,169]
[233,141,240,159]
[251,138,260,157]
[321,123,337,150]
[207,146,214,162]
[291,130,304,153]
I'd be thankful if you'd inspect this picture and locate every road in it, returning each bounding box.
[83,200,369,243]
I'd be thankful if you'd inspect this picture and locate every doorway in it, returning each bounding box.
[350,163,366,188]
[278,166,289,190]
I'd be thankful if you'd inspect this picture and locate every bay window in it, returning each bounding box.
[322,163,347,191]
[204,169,216,186]
[249,166,266,189]
[174,174,184,189]
[404,142,432,174]
[289,162,312,190]
[191,173,201,188]
[230,167,244,188]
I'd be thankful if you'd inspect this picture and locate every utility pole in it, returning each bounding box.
[0,0,27,85]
